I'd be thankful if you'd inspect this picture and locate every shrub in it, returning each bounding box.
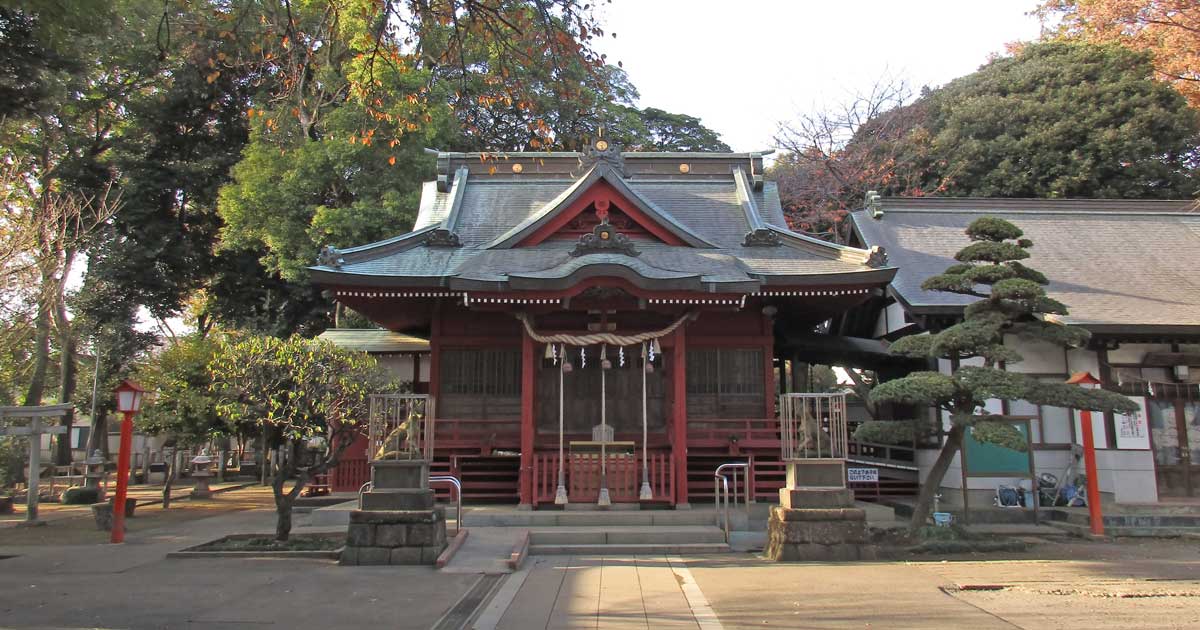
[62,485,101,504]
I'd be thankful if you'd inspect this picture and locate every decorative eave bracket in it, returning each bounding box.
[317,245,344,268]
[865,245,888,268]
[423,228,462,247]
[570,206,640,257]
[743,227,782,247]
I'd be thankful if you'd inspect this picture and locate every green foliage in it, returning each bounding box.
[62,485,100,504]
[915,42,1200,198]
[852,420,923,445]
[965,217,1024,242]
[0,437,25,488]
[970,419,1029,452]
[871,371,959,407]
[138,335,229,447]
[611,107,731,153]
[953,241,1030,265]
[208,335,391,444]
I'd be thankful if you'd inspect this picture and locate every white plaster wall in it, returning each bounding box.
[376,355,416,383]
[1108,343,1172,364]
[1095,449,1159,504]
[1065,347,1100,378]
[873,301,910,338]
[1003,336,1068,374]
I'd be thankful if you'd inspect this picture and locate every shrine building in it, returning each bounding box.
[310,141,895,507]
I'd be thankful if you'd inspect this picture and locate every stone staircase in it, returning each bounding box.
[527,525,729,555]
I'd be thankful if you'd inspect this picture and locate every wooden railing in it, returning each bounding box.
[431,418,522,452]
[532,451,674,504]
[331,457,370,492]
[686,418,780,447]
[846,440,918,470]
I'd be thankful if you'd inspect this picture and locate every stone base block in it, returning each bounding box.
[779,488,854,509]
[767,542,877,562]
[359,488,435,511]
[785,459,847,488]
[765,505,873,562]
[371,459,430,490]
[341,507,447,566]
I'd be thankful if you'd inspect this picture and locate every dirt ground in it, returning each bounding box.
[0,484,276,545]
[915,537,1200,630]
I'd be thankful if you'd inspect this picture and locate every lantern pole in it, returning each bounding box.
[111,380,145,544]
[1067,372,1105,537]
[111,409,134,543]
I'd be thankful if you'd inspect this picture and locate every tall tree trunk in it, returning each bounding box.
[23,302,51,406]
[272,460,309,542]
[85,410,109,460]
[908,422,966,532]
[162,455,176,509]
[54,322,77,466]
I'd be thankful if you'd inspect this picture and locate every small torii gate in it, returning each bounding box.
[0,404,72,524]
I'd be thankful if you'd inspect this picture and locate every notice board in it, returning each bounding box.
[962,419,1034,478]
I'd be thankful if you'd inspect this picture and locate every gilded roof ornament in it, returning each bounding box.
[579,134,625,175]
[571,212,639,257]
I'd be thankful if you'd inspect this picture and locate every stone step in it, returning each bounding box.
[1046,508,1200,528]
[529,542,731,555]
[461,510,723,528]
[528,526,726,546]
[1045,520,1200,538]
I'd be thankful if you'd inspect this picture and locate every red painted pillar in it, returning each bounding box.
[110,412,134,544]
[428,313,441,410]
[672,324,689,506]
[763,341,776,420]
[519,329,536,506]
[1079,409,1105,536]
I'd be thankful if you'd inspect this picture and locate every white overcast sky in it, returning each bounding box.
[593,1,1048,152]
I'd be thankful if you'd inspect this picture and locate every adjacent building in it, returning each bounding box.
[850,197,1200,504]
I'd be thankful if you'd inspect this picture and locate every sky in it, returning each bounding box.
[592,0,1048,153]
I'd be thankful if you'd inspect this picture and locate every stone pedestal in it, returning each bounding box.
[765,460,876,562]
[84,473,107,501]
[342,459,446,565]
[190,471,213,499]
[340,508,448,566]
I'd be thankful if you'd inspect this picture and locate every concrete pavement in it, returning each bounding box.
[3,488,1200,630]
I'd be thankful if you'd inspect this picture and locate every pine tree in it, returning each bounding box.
[868,216,1138,531]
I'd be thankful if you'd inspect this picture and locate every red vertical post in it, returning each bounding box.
[519,329,536,506]
[763,339,775,420]
[1079,409,1105,536]
[428,312,441,408]
[672,324,689,506]
[110,412,134,544]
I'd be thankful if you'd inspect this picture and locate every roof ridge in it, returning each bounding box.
[482,165,716,250]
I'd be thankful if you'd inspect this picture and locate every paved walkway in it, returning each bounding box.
[3,489,1199,630]
[486,555,713,630]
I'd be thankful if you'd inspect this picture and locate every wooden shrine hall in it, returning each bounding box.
[310,141,897,507]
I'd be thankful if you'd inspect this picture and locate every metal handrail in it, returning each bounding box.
[714,462,750,543]
[357,481,373,509]
[430,475,463,530]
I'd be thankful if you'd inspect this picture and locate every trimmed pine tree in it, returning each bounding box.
[867,216,1138,531]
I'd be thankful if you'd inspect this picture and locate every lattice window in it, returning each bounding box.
[686,347,764,418]
[439,348,521,418]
